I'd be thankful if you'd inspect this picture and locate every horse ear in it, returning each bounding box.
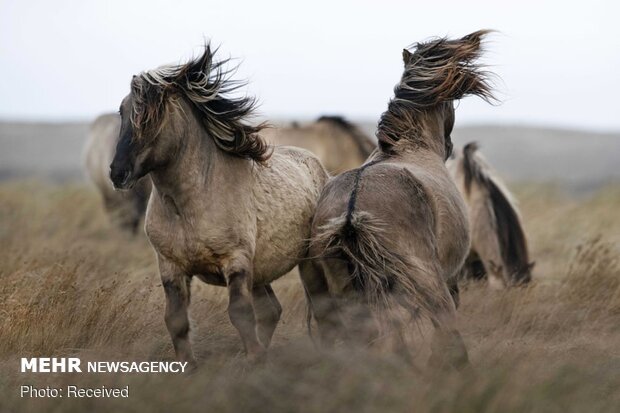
[402,49,414,66]
[528,261,536,270]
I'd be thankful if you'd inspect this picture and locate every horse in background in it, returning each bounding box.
[447,142,533,288]
[262,116,376,175]
[110,45,328,367]
[307,30,495,369]
[82,113,151,233]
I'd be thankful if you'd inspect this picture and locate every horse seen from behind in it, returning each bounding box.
[307,31,495,369]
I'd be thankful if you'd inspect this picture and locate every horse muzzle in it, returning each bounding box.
[110,166,135,190]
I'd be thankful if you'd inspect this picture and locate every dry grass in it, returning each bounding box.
[1,181,619,412]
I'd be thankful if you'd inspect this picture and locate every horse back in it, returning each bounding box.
[314,162,443,263]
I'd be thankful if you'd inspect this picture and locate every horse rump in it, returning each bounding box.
[312,210,451,342]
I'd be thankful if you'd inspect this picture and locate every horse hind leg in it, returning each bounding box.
[252,284,282,348]
[428,285,469,370]
[225,267,265,360]
[298,259,342,346]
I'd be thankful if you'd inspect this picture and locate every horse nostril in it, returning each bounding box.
[110,165,130,186]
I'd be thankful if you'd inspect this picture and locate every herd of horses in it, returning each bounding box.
[82,30,533,369]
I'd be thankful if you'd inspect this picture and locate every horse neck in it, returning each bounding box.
[380,107,448,160]
[149,113,226,208]
[413,110,449,158]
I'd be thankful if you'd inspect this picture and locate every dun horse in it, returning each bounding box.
[110,46,328,366]
[447,142,533,287]
[262,116,376,174]
[306,31,495,368]
[83,113,151,233]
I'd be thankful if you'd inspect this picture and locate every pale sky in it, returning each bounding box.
[1,0,618,130]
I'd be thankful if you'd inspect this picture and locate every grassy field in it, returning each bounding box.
[1,181,619,412]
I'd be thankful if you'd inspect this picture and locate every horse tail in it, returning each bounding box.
[313,210,450,324]
[463,142,533,285]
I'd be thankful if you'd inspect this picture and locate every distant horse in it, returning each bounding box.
[262,116,376,174]
[447,142,533,287]
[82,113,151,233]
[109,46,328,366]
[306,31,495,368]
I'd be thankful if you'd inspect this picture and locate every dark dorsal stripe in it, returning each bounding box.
[317,115,352,130]
[345,160,381,226]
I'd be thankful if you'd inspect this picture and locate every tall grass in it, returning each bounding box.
[1,182,619,412]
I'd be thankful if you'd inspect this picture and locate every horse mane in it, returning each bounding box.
[130,44,270,164]
[377,30,495,152]
[462,142,532,284]
[317,115,377,158]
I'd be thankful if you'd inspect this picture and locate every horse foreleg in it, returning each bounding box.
[159,257,196,370]
[252,284,282,348]
[225,268,265,360]
[486,260,507,289]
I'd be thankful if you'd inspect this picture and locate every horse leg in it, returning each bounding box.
[298,260,341,345]
[486,260,506,289]
[428,285,469,370]
[225,267,265,360]
[158,257,196,370]
[130,181,149,235]
[252,284,282,348]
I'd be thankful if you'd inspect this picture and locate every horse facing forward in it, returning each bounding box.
[307,31,495,368]
[262,115,376,175]
[447,142,533,288]
[110,46,328,366]
[83,113,151,233]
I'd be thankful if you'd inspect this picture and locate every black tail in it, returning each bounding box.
[463,142,533,284]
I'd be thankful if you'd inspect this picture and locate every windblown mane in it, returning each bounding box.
[462,142,532,283]
[377,30,495,152]
[130,44,270,163]
[317,115,377,158]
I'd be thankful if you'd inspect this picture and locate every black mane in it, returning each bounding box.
[317,115,376,158]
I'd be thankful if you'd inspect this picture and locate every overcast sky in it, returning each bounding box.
[1,0,618,130]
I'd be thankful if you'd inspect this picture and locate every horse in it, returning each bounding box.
[82,113,151,233]
[447,142,533,288]
[109,45,329,366]
[262,116,376,174]
[305,30,495,368]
